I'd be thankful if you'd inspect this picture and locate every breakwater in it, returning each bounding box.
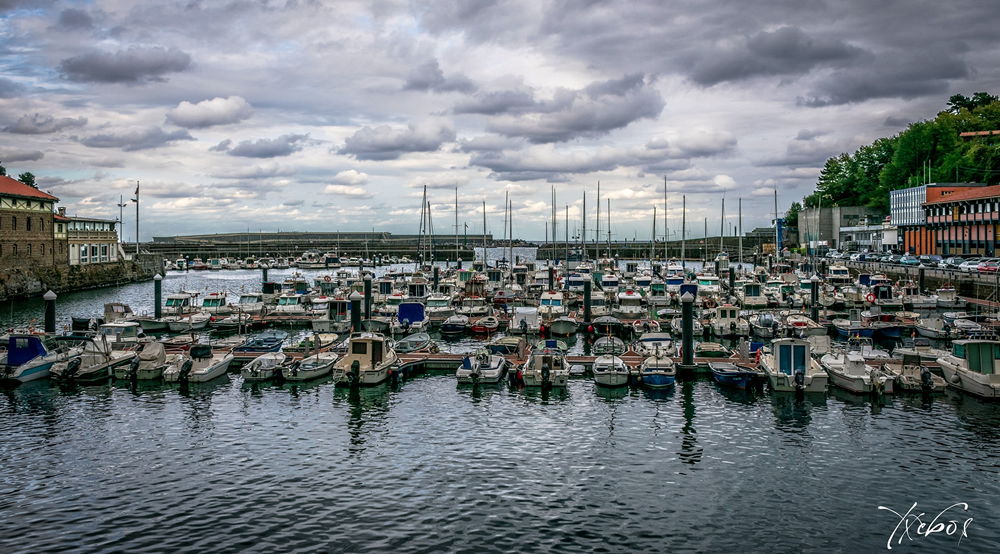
[0,254,163,302]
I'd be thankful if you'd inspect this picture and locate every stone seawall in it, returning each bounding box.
[0,255,162,301]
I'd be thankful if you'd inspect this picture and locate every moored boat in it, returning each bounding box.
[638,352,676,388]
[937,339,1000,399]
[592,354,629,387]
[282,352,338,381]
[0,334,83,384]
[241,352,288,382]
[709,361,757,389]
[520,342,569,388]
[331,332,399,386]
[758,337,828,393]
[456,350,509,384]
[163,345,233,383]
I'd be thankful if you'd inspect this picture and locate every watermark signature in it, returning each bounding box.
[878,502,973,550]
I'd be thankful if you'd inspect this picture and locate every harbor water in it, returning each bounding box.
[1,263,999,552]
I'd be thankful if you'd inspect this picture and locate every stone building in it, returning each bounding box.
[61,210,121,265]
[0,175,61,266]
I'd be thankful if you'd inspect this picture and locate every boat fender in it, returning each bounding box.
[948,371,962,385]
[754,349,762,364]
[324,276,332,282]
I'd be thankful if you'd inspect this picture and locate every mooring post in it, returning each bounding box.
[919,267,926,293]
[680,292,695,369]
[363,277,372,320]
[350,291,362,332]
[548,266,555,291]
[261,264,268,284]
[43,290,57,333]
[153,273,163,319]
[432,266,440,292]
[728,266,736,297]
[583,278,592,324]
[810,275,820,322]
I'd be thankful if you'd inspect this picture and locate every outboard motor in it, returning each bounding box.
[920,366,934,391]
[63,357,82,379]
[178,359,194,383]
[349,360,361,388]
[287,360,301,378]
[128,355,141,385]
[519,319,528,334]
[541,364,551,389]
[794,369,806,391]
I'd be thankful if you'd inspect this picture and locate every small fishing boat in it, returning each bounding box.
[592,354,629,387]
[750,312,780,339]
[163,345,233,383]
[548,315,579,337]
[469,315,500,334]
[331,332,399,386]
[632,319,660,335]
[391,302,430,334]
[50,337,136,383]
[709,361,757,389]
[241,352,288,382]
[232,330,288,362]
[592,315,624,337]
[914,317,961,340]
[486,336,529,359]
[520,343,569,388]
[456,350,509,384]
[884,358,946,393]
[440,314,470,335]
[281,352,338,381]
[165,313,211,333]
[112,342,183,381]
[534,338,569,352]
[395,332,433,353]
[694,342,729,358]
[820,348,894,395]
[669,316,703,336]
[758,337,828,393]
[638,350,676,388]
[593,335,626,356]
[710,304,749,337]
[937,339,1000,399]
[510,307,540,335]
[0,334,83,384]
[634,332,674,357]
[783,313,826,337]
[282,333,340,356]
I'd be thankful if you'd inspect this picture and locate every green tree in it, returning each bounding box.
[784,201,802,228]
[0,161,6,176]
[17,171,36,188]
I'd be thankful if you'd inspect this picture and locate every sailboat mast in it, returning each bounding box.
[455,186,459,268]
[651,205,656,261]
[582,191,587,261]
[720,196,725,255]
[607,198,611,258]
[482,200,487,267]
[738,197,743,270]
[565,205,569,265]
[774,188,780,260]
[427,200,435,263]
[663,176,668,262]
[681,195,686,270]
[596,181,601,257]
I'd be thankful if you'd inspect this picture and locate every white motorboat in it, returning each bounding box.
[456,350,509,384]
[201,292,233,315]
[236,293,265,314]
[440,314,469,335]
[166,312,211,332]
[538,290,567,320]
[758,337,828,393]
[520,343,569,388]
[820,348,894,395]
[241,352,288,382]
[937,339,1000,399]
[332,332,398,386]
[592,354,629,387]
[670,316,702,336]
[510,307,540,335]
[162,291,200,316]
[634,332,674,357]
[97,321,144,348]
[424,293,455,321]
[548,315,578,337]
[163,344,233,383]
[50,337,136,383]
[282,352,338,381]
[710,304,749,337]
[611,289,646,320]
[783,313,826,337]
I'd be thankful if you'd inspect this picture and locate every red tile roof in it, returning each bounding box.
[959,130,1000,137]
[0,175,58,201]
[924,184,1000,204]
[54,214,71,222]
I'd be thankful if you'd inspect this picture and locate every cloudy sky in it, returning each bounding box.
[1,0,998,242]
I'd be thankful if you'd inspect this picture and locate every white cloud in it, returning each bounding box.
[166,96,253,128]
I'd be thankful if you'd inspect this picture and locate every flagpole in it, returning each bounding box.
[131,180,140,256]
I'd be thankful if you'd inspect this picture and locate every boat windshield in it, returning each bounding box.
[278,296,300,305]
[203,298,222,307]
[165,298,187,307]
[240,296,261,303]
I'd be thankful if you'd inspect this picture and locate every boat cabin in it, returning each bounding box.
[487,336,529,358]
[539,292,563,308]
[346,332,392,369]
[618,289,643,307]
[950,340,1000,375]
[98,321,143,343]
[103,302,134,323]
[772,337,811,375]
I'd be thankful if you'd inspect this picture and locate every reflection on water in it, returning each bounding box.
[1,362,999,551]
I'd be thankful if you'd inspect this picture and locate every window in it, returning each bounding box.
[39,218,44,231]
[26,218,31,231]
[11,216,16,230]
[27,244,32,256]
[12,244,16,255]
[352,341,367,355]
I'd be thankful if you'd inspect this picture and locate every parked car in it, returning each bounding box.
[959,258,983,272]
[939,256,963,269]
[849,252,865,261]
[899,255,920,266]
[977,258,1000,273]
[887,254,903,264]
[877,253,893,263]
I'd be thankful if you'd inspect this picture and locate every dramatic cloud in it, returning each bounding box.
[453,89,536,115]
[339,121,455,160]
[226,134,309,158]
[690,26,866,86]
[403,60,476,93]
[0,149,44,162]
[55,8,93,30]
[5,114,87,134]
[79,127,194,151]
[165,96,253,128]
[59,46,192,84]
[0,77,24,98]
[485,74,664,143]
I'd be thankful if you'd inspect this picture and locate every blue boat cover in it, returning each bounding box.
[397,302,425,325]
[545,339,558,348]
[679,283,698,297]
[749,341,764,353]
[6,335,47,366]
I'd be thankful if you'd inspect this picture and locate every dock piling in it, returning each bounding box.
[433,266,440,292]
[680,292,694,369]
[261,265,268,283]
[919,267,926,293]
[810,275,820,322]
[350,291,362,332]
[548,266,555,291]
[154,274,162,319]
[43,290,57,333]
[583,279,592,324]
[364,278,372,320]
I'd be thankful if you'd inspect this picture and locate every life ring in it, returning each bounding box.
[865,293,876,303]
[324,276,332,282]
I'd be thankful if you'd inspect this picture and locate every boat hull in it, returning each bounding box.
[593,372,629,387]
[639,372,675,388]
[711,370,754,389]
[940,362,1000,399]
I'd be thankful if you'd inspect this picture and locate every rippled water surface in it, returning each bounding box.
[2,261,999,552]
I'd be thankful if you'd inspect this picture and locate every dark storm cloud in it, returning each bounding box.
[689,26,866,86]
[0,77,24,98]
[799,50,971,106]
[339,122,455,160]
[403,60,477,93]
[6,113,87,134]
[59,46,191,84]
[485,74,664,143]
[56,8,93,30]
[0,148,44,162]
[79,127,194,151]
[227,134,308,158]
